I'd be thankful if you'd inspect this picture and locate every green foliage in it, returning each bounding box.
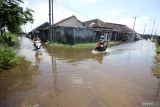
[153,44,160,78]
[0,45,20,70]
[0,0,34,34]
[156,44,160,54]
[7,32,19,46]
[0,0,32,70]
[0,32,19,46]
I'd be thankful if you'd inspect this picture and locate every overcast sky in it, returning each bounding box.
[22,0,160,35]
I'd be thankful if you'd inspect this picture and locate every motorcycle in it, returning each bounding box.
[34,40,41,49]
[95,41,107,52]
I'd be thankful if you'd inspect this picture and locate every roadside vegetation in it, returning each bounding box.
[0,0,33,70]
[153,42,160,78]
[0,45,20,70]
[0,32,21,71]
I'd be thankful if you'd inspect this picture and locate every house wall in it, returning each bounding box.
[73,27,95,43]
[55,27,95,44]
[40,27,95,44]
[110,32,123,41]
[39,29,50,42]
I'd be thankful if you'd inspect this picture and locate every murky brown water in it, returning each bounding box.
[0,37,160,107]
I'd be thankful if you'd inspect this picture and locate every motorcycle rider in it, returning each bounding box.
[33,35,41,48]
[33,35,41,43]
[95,40,107,51]
[95,40,101,51]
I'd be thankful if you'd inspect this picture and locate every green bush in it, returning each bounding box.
[0,45,20,70]
[0,32,19,46]
[156,44,160,54]
[7,32,19,46]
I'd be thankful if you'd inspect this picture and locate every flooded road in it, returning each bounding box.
[0,37,160,107]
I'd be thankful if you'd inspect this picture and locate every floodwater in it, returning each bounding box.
[0,37,160,107]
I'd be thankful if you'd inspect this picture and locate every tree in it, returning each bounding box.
[0,0,34,35]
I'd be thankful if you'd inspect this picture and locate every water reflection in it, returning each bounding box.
[44,45,111,65]
[44,45,106,64]
[35,50,42,65]
[0,59,39,107]
[94,53,105,64]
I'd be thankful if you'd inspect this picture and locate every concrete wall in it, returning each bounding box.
[39,26,95,44]
[54,27,95,44]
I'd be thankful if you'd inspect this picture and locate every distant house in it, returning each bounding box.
[30,15,137,43]
[41,16,95,44]
[118,24,136,41]
[83,19,136,41]
[28,22,50,39]
[83,19,121,41]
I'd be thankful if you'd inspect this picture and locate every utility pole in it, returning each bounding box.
[49,0,52,41]
[133,16,137,31]
[48,0,54,41]
[49,0,51,25]
[132,16,137,41]
[51,0,54,41]
[151,19,155,36]
[143,25,147,35]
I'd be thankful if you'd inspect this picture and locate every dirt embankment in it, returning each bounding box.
[153,44,160,78]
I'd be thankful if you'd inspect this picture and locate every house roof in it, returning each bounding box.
[104,23,135,34]
[54,15,86,28]
[120,25,135,34]
[83,19,106,27]
[83,19,135,33]
[32,22,50,32]
[54,15,74,26]
[104,22,123,32]
[83,19,122,32]
[30,15,135,34]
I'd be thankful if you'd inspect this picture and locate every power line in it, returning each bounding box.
[57,0,92,19]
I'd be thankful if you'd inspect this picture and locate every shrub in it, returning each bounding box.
[0,45,20,70]
[0,32,19,47]
[156,44,160,54]
[7,32,19,46]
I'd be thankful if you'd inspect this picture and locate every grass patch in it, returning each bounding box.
[46,42,95,48]
[72,43,96,48]
[46,41,124,49]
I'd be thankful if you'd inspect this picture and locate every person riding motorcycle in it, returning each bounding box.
[95,40,107,51]
[33,36,41,43]
[33,36,41,49]
[95,41,101,51]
